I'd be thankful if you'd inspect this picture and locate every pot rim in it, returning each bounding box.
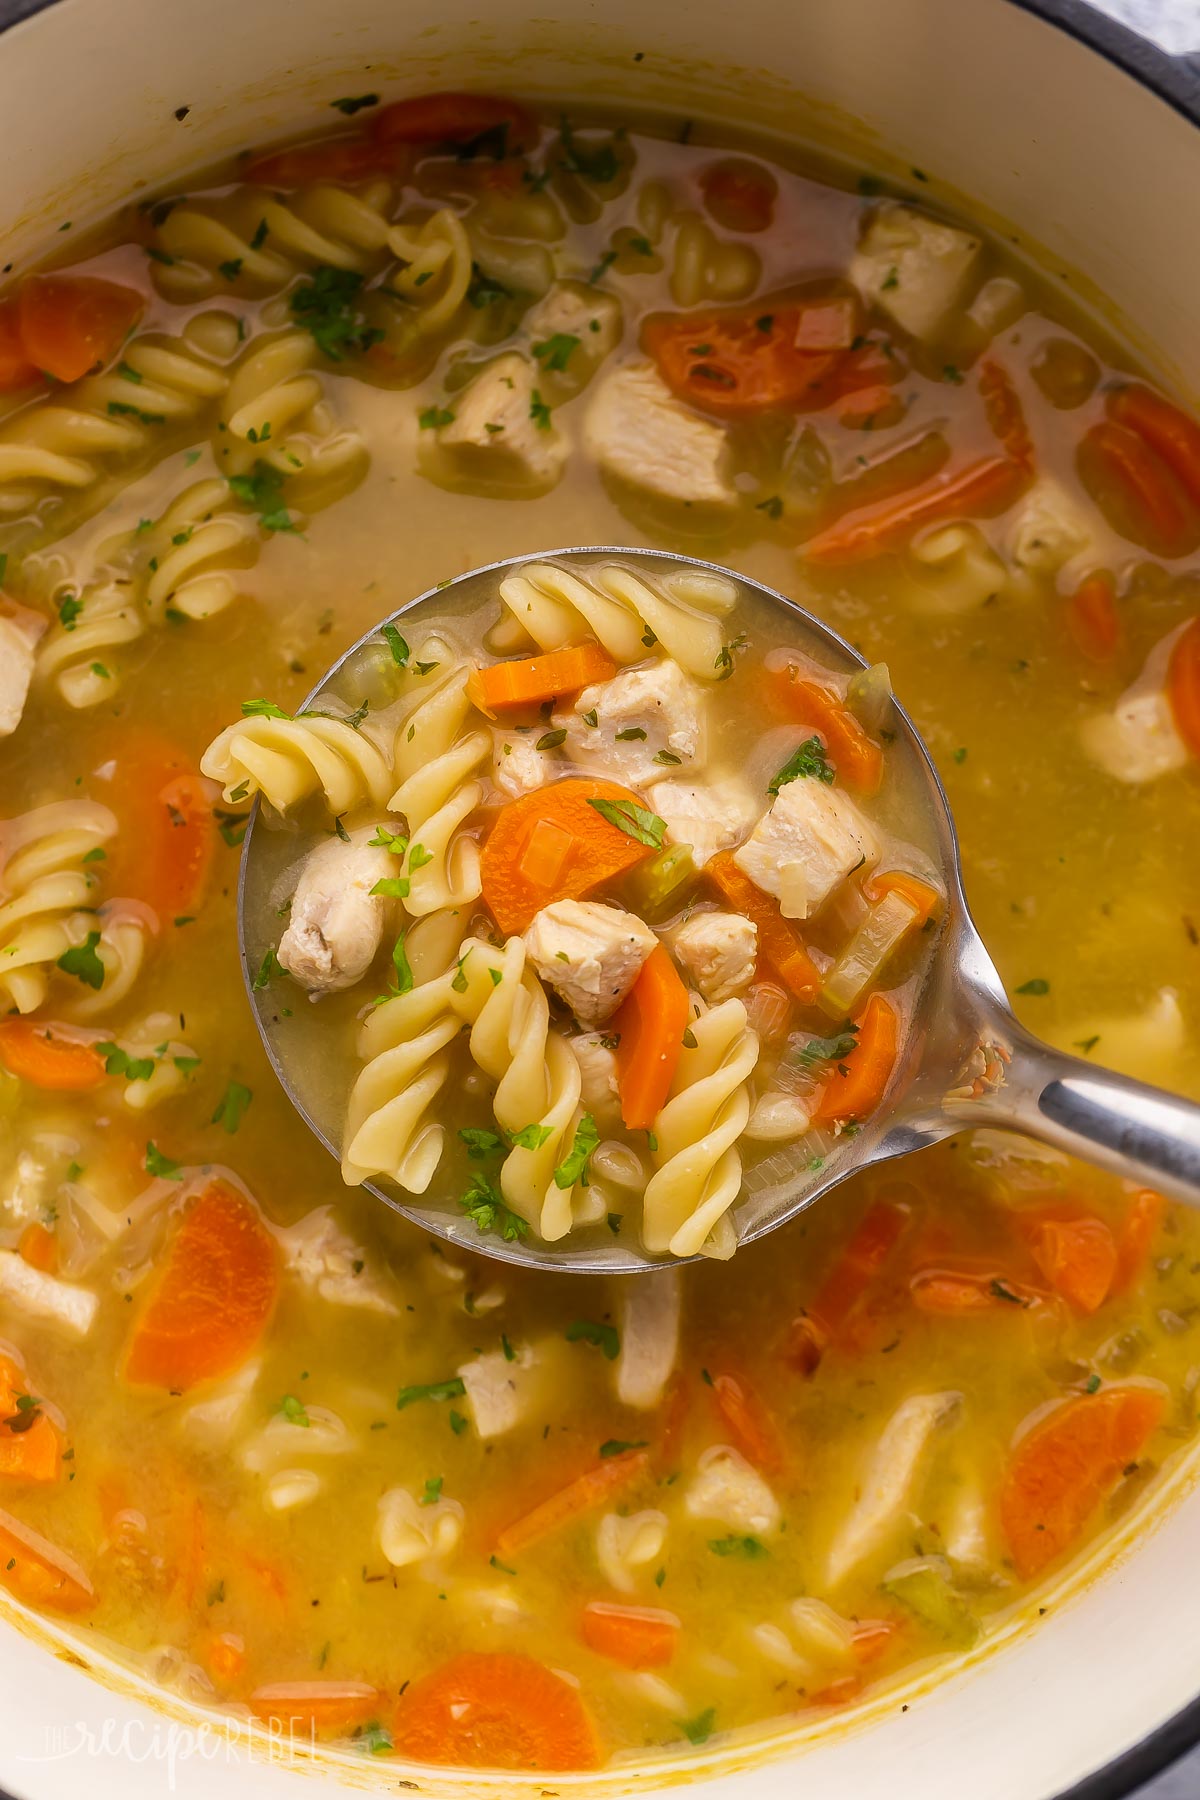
[0,0,1196,1794]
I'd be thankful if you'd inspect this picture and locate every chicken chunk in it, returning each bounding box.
[0,601,46,739]
[734,778,879,916]
[1080,620,1193,783]
[1004,475,1101,579]
[0,1250,98,1336]
[277,830,396,993]
[673,911,757,1003]
[615,1269,681,1409]
[524,899,657,1028]
[558,660,706,784]
[851,203,981,342]
[824,1391,962,1589]
[685,1445,780,1536]
[272,1205,398,1314]
[585,361,739,510]
[573,1032,621,1121]
[435,351,566,492]
[491,729,551,800]
[524,280,623,397]
[457,1342,538,1439]
[645,776,758,868]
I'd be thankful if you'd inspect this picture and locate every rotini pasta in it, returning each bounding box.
[387,664,490,917]
[34,579,143,710]
[495,560,739,679]
[214,330,368,495]
[201,713,393,815]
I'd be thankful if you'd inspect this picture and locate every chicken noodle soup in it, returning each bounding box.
[0,88,1198,1773]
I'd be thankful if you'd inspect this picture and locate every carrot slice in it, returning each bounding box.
[243,136,396,186]
[470,643,616,712]
[395,1651,600,1771]
[125,1179,278,1391]
[1066,572,1121,663]
[784,1196,909,1371]
[1078,420,1197,558]
[979,359,1034,470]
[709,1370,785,1475]
[17,274,144,384]
[203,1632,247,1686]
[698,159,778,233]
[838,383,906,430]
[863,869,941,927]
[612,944,690,1132]
[1000,1386,1164,1578]
[706,852,822,1002]
[581,1601,680,1668]
[0,1018,106,1091]
[1024,1211,1117,1315]
[495,1449,648,1558]
[480,776,656,935]
[1166,615,1200,759]
[18,1220,58,1274]
[766,667,884,793]
[0,1505,93,1612]
[1109,384,1200,507]
[0,1353,62,1484]
[96,729,216,920]
[910,1268,1042,1314]
[1112,1187,1167,1295]
[249,1681,380,1734]
[0,298,41,392]
[643,293,861,416]
[803,455,1026,563]
[369,92,536,152]
[812,993,899,1124]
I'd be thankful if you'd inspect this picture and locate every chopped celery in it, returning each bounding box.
[625,843,697,920]
[882,1557,980,1649]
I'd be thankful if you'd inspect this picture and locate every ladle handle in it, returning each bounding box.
[958,1016,1200,1205]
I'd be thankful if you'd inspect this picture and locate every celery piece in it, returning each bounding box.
[625,843,697,920]
[882,1558,980,1648]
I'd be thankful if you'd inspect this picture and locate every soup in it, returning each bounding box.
[0,89,1197,1774]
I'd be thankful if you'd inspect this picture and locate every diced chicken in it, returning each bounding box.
[1081,620,1193,784]
[0,1250,98,1335]
[277,831,396,993]
[436,351,567,492]
[614,1268,681,1409]
[378,1485,463,1566]
[685,1445,781,1536]
[850,203,982,342]
[597,1509,670,1594]
[585,361,739,510]
[524,280,623,395]
[272,1205,397,1314]
[824,1391,962,1589]
[1004,475,1101,579]
[573,1033,621,1121]
[524,899,657,1028]
[458,1342,537,1439]
[734,778,879,917]
[180,1359,261,1445]
[673,911,757,1003]
[241,1404,353,1474]
[559,660,706,784]
[644,776,758,869]
[491,729,552,800]
[0,601,46,739]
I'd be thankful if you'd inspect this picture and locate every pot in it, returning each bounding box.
[0,1,1197,1796]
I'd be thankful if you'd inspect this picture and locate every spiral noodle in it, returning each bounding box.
[641,998,761,1260]
[0,316,234,517]
[449,935,585,1241]
[201,714,393,816]
[342,910,469,1192]
[0,800,147,1016]
[388,662,489,918]
[34,580,142,711]
[495,561,739,680]
[214,330,367,495]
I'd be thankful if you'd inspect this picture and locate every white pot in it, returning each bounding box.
[1,1,1198,1796]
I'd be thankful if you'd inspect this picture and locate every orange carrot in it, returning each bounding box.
[470,643,616,713]
[1000,1385,1164,1578]
[1066,572,1121,663]
[0,299,41,392]
[1112,1188,1167,1295]
[0,1506,93,1612]
[643,294,861,416]
[803,455,1025,563]
[17,275,144,384]
[581,1601,680,1669]
[1167,615,1200,759]
[480,776,656,934]
[0,1018,106,1091]
[17,1221,58,1275]
[709,1370,786,1475]
[0,1354,62,1484]
[495,1449,649,1558]
[812,993,899,1124]
[979,359,1034,470]
[706,852,822,1003]
[863,869,942,927]
[766,667,884,794]
[98,728,216,921]
[910,1268,1042,1315]
[369,92,537,152]
[613,944,690,1132]
[394,1651,600,1771]
[1109,384,1200,507]
[785,1196,909,1371]
[125,1179,278,1391]
[852,1618,902,1666]
[698,158,778,233]
[838,383,905,430]
[203,1632,247,1687]
[1024,1211,1117,1315]
[243,136,397,186]
[1078,421,1196,557]
[249,1681,380,1734]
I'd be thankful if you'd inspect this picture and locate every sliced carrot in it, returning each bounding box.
[243,136,396,186]
[838,383,906,430]
[785,1196,909,1371]
[979,359,1034,470]
[709,1370,785,1475]
[803,455,1026,563]
[1166,615,1200,759]
[766,666,884,794]
[369,92,536,153]
[1112,1187,1167,1295]
[17,274,144,384]
[1000,1385,1164,1578]
[852,1618,902,1666]
[643,292,861,416]
[612,944,690,1132]
[1078,420,1197,558]
[495,1449,648,1558]
[581,1601,680,1668]
[203,1632,247,1686]
[863,869,942,927]
[0,1018,106,1091]
[809,1673,863,1707]
[910,1268,1042,1314]
[395,1651,600,1771]
[1109,384,1200,508]
[697,159,778,233]
[480,776,655,935]
[518,816,574,892]
[125,1179,278,1391]
[1066,572,1121,663]
[0,298,41,392]
[250,1681,380,1734]
[0,1506,93,1612]
[470,642,616,712]
[96,728,215,920]
[1024,1211,1117,1315]
[706,852,822,1003]
[812,992,899,1124]
[0,1354,62,1483]
[18,1221,58,1275]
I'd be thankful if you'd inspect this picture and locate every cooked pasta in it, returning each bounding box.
[214,330,368,496]
[495,560,738,678]
[201,713,393,814]
[33,579,143,710]
[154,181,408,297]
[387,666,490,916]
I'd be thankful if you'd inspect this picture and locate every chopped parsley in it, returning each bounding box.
[529,389,552,431]
[381,623,410,667]
[677,1707,717,1746]
[211,1080,252,1133]
[554,1113,599,1189]
[1016,978,1050,996]
[279,1394,310,1427]
[56,932,104,990]
[253,948,281,990]
[330,93,379,114]
[768,735,835,793]
[459,1173,529,1242]
[418,405,455,430]
[708,1535,768,1558]
[793,1025,859,1069]
[558,116,620,184]
[532,332,580,372]
[57,594,83,632]
[465,263,512,309]
[228,461,297,533]
[396,1377,466,1411]
[289,265,383,360]
[565,1318,619,1361]
[94,1041,155,1082]
[599,1438,648,1458]
[587,796,666,849]
[713,633,749,679]
[144,1141,181,1179]
[241,696,291,719]
[419,1476,444,1505]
